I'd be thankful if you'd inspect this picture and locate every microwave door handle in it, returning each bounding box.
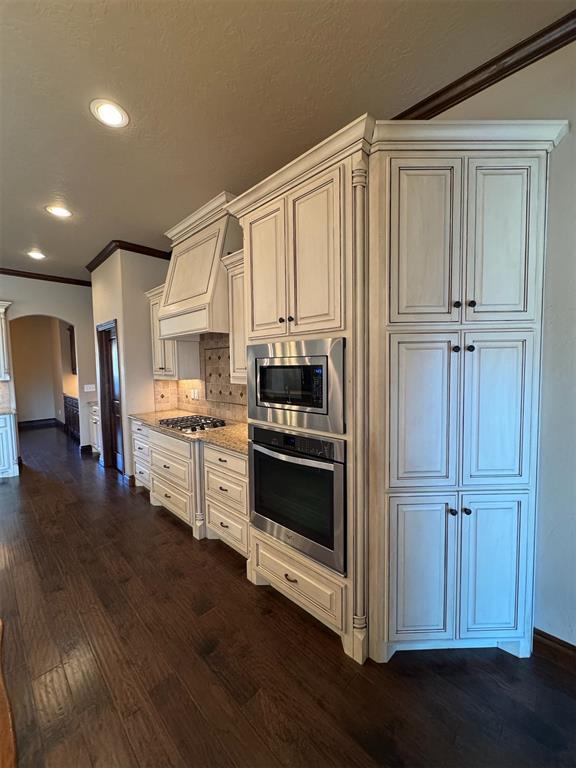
[252,443,335,472]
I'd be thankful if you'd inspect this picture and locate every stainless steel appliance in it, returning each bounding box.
[158,415,226,433]
[249,425,346,573]
[247,337,345,434]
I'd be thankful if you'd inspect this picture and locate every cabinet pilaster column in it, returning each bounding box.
[0,301,12,381]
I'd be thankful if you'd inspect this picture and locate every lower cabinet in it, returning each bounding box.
[204,444,249,556]
[88,405,101,453]
[388,492,530,644]
[0,413,18,477]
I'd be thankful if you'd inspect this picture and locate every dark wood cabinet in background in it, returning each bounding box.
[63,395,80,442]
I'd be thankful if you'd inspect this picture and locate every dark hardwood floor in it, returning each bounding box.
[1,427,575,768]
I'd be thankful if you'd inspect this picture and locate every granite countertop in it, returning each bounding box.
[129,409,249,455]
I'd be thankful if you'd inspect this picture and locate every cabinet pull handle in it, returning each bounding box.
[287,315,294,322]
[138,471,144,475]
[219,522,230,529]
[452,345,461,353]
[447,508,458,516]
[468,300,477,308]
[453,300,462,308]
[164,493,171,499]
[136,428,142,431]
[158,366,166,370]
[218,458,227,463]
[284,573,298,584]
[466,345,476,352]
[462,507,473,515]
[219,486,228,492]
[163,464,170,469]
[278,317,285,323]
[137,446,143,450]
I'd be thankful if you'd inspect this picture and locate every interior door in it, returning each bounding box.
[389,157,463,323]
[97,320,124,474]
[465,157,541,322]
[459,493,528,638]
[462,331,533,485]
[389,332,460,487]
[389,494,458,641]
[244,198,288,339]
[287,166,342,334]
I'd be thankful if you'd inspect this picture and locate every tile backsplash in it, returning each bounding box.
[154,333,247,422]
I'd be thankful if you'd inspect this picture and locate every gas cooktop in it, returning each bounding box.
[158,415,226,433]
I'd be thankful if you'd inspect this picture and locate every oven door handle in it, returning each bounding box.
[252,443,335,472]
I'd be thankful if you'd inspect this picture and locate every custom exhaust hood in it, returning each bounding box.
[158,191,242,339]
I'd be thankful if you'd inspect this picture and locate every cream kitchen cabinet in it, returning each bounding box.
[388,492,529,645]
[88,404,101,454]
[243,166,343,340]
[388,154,545,325]
[204,444,249,557]
[221,250,247,384]
[0,413,18,477]
[146,285,200,380]
[0,301,12,380]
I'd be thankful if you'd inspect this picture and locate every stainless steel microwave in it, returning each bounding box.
[247,338,345,434]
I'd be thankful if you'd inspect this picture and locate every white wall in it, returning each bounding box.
[437,42,576,645]
[1,275,97,445]
[91,250,168,474]
[10,315,57,421]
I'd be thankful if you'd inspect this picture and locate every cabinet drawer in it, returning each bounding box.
[132,438,150,462]
[205,467,247,513]
[150,447,191,490]
[151,475,191,524]
[206,500,249,556]
[131,421,150,440]
[149,429,191,458]
[252,534,344,630]
[134,461,150,488]
[204,445,247,477]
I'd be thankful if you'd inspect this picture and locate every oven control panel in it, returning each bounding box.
[251,426,345,464]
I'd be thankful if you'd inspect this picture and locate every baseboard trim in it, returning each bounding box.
[533,628,576,670]
[80,444,93,456]
[18,418,59,430]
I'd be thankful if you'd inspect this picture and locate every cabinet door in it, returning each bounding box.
[462,331,533,485]
[390,158,462,323]
[287,167,342,334]
[389,333,460,487]
[459,494,528,638]
[150,296,176,378]
[228,264,247,383]
[0,415,15,474]
[466,157,541,321]
[389,494,458,641]
[244,199,288,339]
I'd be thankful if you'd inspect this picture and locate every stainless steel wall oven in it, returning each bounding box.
[249,425,346,574]
[247,338,345,434]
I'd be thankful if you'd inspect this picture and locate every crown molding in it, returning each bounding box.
[227,114,375,219]
[0,267,91,287]
[395,10,576,120]
[85,240,171,273]
[165,191,237,244]
[221,248,243,269]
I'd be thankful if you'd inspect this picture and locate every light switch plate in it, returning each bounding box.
[84,384,96,392]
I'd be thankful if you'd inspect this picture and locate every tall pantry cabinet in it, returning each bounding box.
[367,121,568,662]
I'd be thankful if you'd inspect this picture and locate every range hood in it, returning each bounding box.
[158,191,242,339]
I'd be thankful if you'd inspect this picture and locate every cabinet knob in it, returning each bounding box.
[468,300,477,308]
[466,345,476,352]
[453,300,462,308]
[447,508,458,516]
[287,315,295,322]
[462,507,473,515]
[452,345,461,353]
[284,573,298,584]
[278,317,285,323]
[219,522,230,529]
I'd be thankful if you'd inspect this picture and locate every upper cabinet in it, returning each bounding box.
[239,166,345,341]
[221,250,247,384]
[146,285,200,380]
[159,192,242,339]
[0,301,11,380]
[388,153,545,324]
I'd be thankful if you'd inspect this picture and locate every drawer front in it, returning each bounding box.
[132,437,150,462]
[204,445,247,477]
[149,429,192,458]
[134,461,150,488]
[131,421,150,440]
[205,467,247,513]
[252,535,344,629]
[206,500,249,556]
[151,475,191,523]
[150,447,191,490]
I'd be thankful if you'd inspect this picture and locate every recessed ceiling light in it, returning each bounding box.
[28,249,46,260]
[46,205,72,218]
[90,99,130,128]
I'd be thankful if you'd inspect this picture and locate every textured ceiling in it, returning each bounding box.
[1,0,573,279]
